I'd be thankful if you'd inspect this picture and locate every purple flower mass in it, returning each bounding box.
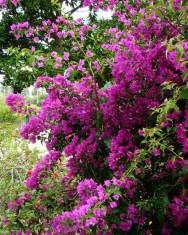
[0,0,6,7]
[25,151,61,189]
[2,0,188,234]
[6,93,25,112]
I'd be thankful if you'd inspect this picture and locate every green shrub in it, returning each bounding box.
[0,121,41,218]
[0,98,18,122]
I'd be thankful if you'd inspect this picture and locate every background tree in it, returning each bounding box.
[0,0,86,92]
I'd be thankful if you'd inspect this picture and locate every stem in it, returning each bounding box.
[158,8,187,38]
[65,0,84,15]
[73,36,102,113]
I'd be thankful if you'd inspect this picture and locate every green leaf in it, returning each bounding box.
[104,139,110,148]
[96,112,102,129]
[156,196,169,223]
[113,208,120,214]
[167,0,174,12]
[63,194,68,204]
[176,46,184,61]
[181,87,188,99]
[182,70,188,81]
[156,9,163,19]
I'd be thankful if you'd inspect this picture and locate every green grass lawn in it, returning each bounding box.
[0,97,40,218]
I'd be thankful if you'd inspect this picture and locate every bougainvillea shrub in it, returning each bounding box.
[2,0,188,234]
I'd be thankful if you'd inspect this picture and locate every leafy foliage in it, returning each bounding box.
[1,0,188,234]
[0,117,40,221]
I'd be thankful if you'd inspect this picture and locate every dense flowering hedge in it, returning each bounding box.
[2,0,188,234]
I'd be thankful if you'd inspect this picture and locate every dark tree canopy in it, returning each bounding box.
[0,0,85,92]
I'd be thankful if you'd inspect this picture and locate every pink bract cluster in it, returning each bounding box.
[6,93,25,112]
[4,0,188,234]
[0,0,19,7]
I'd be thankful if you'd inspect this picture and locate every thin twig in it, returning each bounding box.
[158,8,187,38]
